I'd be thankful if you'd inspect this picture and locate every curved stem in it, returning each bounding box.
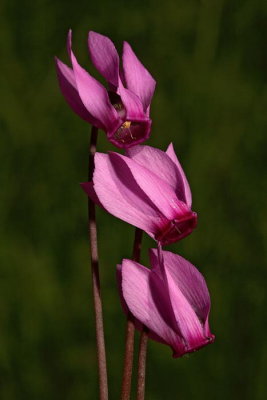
[88,126,108,400]
[136,327,149,400]
[120,228,143,400]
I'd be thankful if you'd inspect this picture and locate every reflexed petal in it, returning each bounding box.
[126,145,187,202]
[88,31,119,87]
[68,31,119,131]
[118,79,146,120]
[92,153,164,235]
[149,267,182,335]
[55,57,100,126]
[164,274,205,347]
[122,41,156,112]
[109,152,190,221]
[121,259,184,354]
[166,143,192,207]
[150,249,214,351]
[150,249,211,329]
[117,264,165,340]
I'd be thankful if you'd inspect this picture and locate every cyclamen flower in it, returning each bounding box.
[117,249,215,357]
[81,144,197,245]
[55,30,156,148]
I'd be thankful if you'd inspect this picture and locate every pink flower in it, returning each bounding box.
[117,249,215,358]
[81,144,197,245]
[55,30,156,148]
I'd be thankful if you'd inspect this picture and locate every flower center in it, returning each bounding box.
[108,93,151,147]
[114,121,136,143]
[156,212,198,246]
[113,120,149,146]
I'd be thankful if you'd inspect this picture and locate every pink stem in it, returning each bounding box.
[120,228,143,400]
[136,327,149,400]
[88,126,108,400]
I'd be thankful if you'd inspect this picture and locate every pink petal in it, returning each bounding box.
[149,267,182,335]
[109,152,190,221]
[55,57,100,126]
[121,259,185,355]
[92,153,164,235]
[118,79,146,121]
[166,143,192,207]
[68,31,119,132]
[150,249,211,347]
[126,145,188,202]
[117,264,165,342]
[122,41,156,112]
[88,31,119,88]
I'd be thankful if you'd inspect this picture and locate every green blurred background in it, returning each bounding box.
[1,0,267,398]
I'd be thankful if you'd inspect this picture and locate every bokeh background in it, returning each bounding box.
[1,0,267,398]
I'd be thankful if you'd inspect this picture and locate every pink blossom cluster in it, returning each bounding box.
[56,31,214,358]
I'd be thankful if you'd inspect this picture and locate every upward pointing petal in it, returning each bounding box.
[150,249,211,325]
[126,145,188,202]
[109,152,190,221]
[166,143,192,207]
[122,41,156,112]
[68,31,119,131]
[121,259,184,355]
[150,249,211,349]
[88,31,119,87]
[55,57,100,126]
[118,79,146,120]
[92,153,163,235]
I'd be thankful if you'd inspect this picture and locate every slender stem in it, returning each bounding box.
[120,228,143,400]
[88,125,108,400]
[120,315,135,400]
[136,328,149,400]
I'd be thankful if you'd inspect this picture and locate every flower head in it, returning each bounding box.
[55,30,156,148]
[81,143,197,245]
[117,249,215,358]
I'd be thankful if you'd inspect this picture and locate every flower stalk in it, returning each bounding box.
[88,126,108,400]
[120,316,135,400]
[136,327,149,400]
[120,228,143,400]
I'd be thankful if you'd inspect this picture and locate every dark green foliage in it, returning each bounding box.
[0,0,267,398]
